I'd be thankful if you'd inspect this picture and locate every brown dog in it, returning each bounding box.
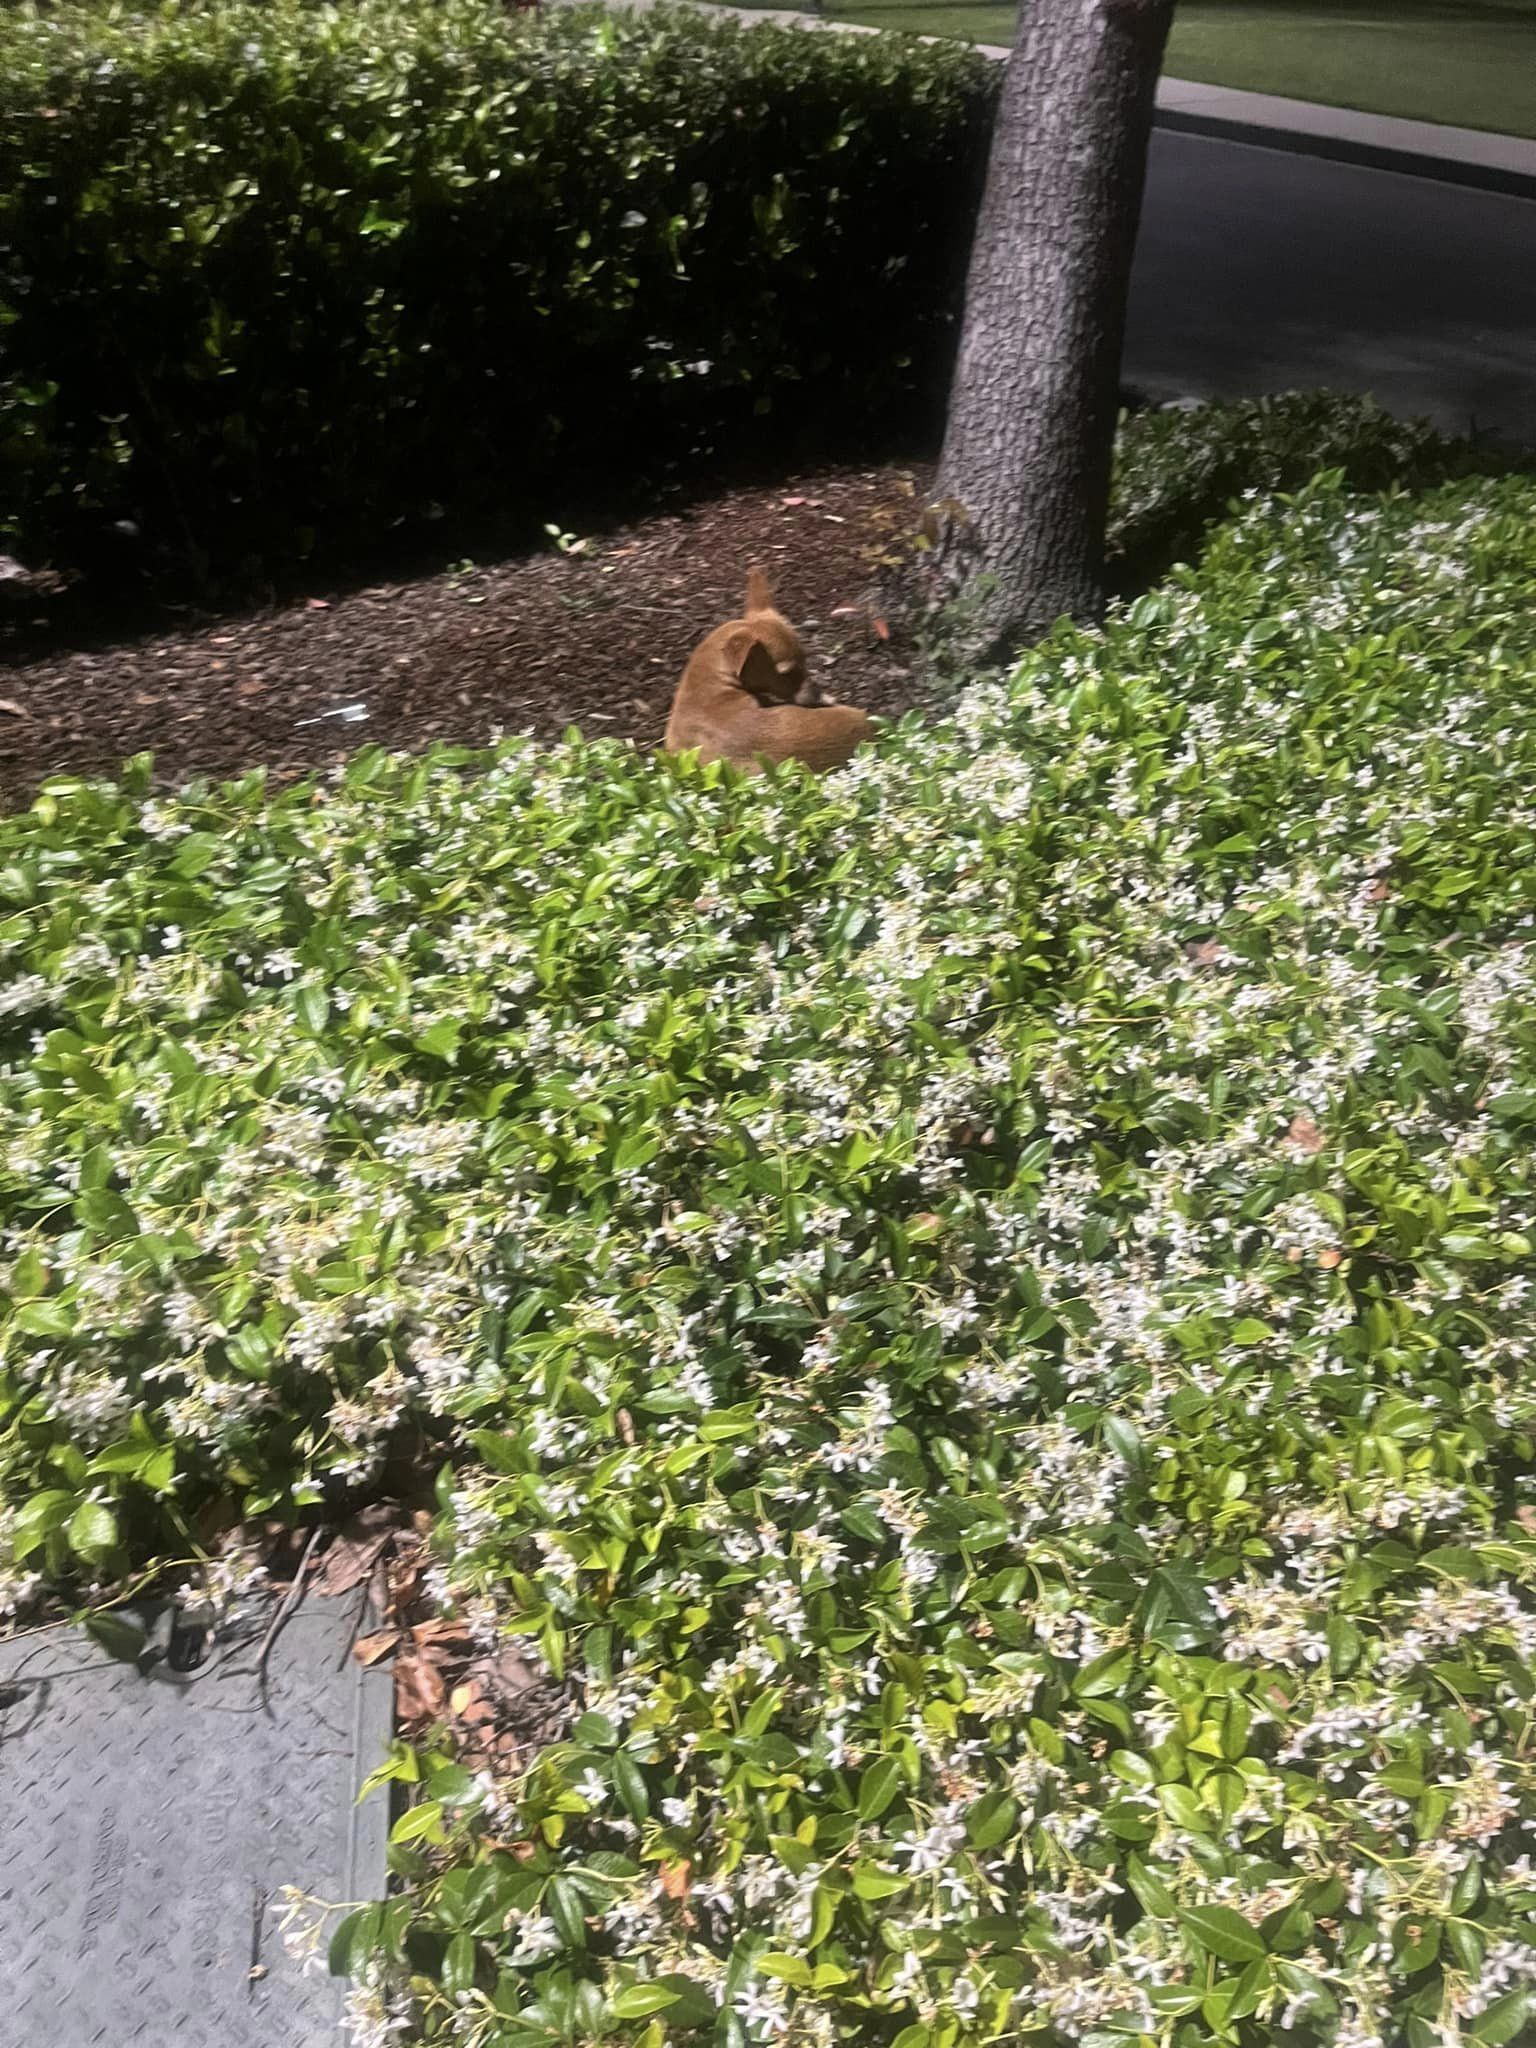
[663,569,873,774]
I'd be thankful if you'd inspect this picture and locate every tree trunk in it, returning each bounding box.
[933,0,1174,655]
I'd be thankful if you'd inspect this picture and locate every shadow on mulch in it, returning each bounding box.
[0,453,940,805]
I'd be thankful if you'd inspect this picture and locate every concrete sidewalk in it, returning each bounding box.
[652,1,1536,198]
[1152,77,1536,198]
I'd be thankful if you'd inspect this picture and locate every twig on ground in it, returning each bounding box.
[251,1524,326,1699]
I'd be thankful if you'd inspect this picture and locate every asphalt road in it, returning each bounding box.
[1125,130,1536,447]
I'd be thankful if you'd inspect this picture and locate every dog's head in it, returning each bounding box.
[724,567,830,707]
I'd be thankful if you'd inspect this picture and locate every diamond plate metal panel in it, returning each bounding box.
[0,1599,392,2048]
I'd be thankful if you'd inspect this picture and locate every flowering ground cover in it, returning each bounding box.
[4,417,1536,2047]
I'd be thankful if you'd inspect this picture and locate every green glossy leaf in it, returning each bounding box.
[443,1932,477,1997]
[965,1788,1019,1852]
[1179,1905,1267,1966]
[610,1985,682,2019]
[613,1751,650,1822]
[545,1876,587,1949]
[857,1757,904,1821]
[67,1500,118,1563]
[329,1905,383,1978]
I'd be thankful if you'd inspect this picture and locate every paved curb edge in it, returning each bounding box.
[1151,105,1536,201]
[345,1593,397,1906]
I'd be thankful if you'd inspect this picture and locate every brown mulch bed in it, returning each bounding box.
[0,460,935,804]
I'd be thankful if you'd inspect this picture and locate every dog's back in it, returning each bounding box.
[664,570,872,773]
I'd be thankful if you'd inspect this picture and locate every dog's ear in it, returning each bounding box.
[727,628,783,699]
[744,566,773,615]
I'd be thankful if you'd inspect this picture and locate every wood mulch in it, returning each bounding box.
[0,460,936,805]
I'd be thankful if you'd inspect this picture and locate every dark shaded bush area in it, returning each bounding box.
[1107,391,1512,590]
[0,1,995,581]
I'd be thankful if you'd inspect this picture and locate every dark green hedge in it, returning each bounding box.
[0,1,996,578]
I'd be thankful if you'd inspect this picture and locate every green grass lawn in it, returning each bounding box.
[824,0,1536,139]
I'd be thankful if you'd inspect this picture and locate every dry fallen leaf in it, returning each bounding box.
[451,1678,497,1726]
[395,1647,448,1723]
[870,616,890,641]
[660,1859,693,1900]
[412,1615,473,1650]
[388,1546,429,1618]
[352,1628,400,1668]
[1286,1115,1326,1156]
[314,1503,401,1595]
[0,698,28,718]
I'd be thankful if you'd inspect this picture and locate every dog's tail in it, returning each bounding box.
[744,565,773,615]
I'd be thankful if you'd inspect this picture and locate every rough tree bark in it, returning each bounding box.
[932,0,1175,655]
